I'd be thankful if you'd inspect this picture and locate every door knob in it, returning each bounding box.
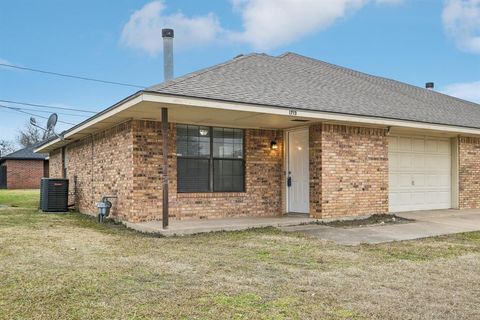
[287,176,292,187]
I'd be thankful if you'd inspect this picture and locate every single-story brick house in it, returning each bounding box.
[0,146,49,189]
[35,52,480,225]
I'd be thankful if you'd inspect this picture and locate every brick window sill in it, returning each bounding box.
[177,192,247,199]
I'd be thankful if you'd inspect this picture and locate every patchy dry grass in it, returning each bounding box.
[1,190,480,319]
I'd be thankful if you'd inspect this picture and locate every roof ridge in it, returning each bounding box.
[281,52,480,108]
[148,53,268,92]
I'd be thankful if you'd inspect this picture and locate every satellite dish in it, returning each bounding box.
[28,113,64,141]
[46,113,58,131]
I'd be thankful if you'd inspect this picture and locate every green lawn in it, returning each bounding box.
[1,190,479,319]
[0,189,40,208]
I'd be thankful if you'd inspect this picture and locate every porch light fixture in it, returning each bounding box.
[270,140,278,150]
[199,128,209,136]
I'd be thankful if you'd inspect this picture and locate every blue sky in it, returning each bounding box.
[1,0,479,144]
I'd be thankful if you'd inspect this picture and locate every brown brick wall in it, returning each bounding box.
[317,124,388,218]
[130,120,166,221]
[49,120,284,222]
[309,124,322,218]
[459,136,480,209]
[49,149,63,178]
[128,121,284,222]
[50,122,134,219]
[4,159,46,189]
[172,128,284,220]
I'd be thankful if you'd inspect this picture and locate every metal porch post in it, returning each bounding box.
[162,107,169,229]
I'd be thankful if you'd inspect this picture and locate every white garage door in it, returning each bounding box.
[389,135,452,212]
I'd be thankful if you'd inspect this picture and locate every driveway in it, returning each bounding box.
[280,209,480,245]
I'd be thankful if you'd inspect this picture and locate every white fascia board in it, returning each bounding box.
[143,92,480,136]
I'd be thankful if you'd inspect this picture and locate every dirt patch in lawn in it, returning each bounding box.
[319,214,413,228]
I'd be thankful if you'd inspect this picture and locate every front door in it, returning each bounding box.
[287,128,309,213]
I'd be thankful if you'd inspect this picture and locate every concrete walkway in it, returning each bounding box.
[280,209,480,245]
[125,214,317,236]
[124,209,480,244]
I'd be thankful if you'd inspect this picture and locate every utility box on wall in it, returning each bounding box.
[40,178,69,212]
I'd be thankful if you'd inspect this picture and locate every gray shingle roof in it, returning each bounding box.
[1,146,48,161]
[148,52,480,129]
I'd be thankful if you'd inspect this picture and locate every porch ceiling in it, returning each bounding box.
[124,101,313,129]
[36,100,314,152]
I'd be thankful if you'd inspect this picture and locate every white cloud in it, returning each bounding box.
[121,1,223,55]
[443,0,480,53]
[442,81,480,103]
[121,0,404,54]
[229,0,368,50]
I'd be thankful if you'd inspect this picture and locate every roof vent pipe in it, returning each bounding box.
[425,82,434,90]
[162,28,174,81]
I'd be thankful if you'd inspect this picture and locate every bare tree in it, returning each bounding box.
[17,121,42,148]
[0,139,15,157]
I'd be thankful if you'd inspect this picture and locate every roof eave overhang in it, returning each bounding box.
[34,91,143,153]
[35,91,480,153]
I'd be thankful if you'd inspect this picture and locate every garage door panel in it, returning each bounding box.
[438,140,451,153]
[399,137,412,151]
[398,154,413,169]
[390,192,411,207]
[398,174,412,188]
[412,138,425,152]
[426,174,439,187]
[412,174,425,187]
[389,135,452,212]
[389,173,398,188]
[412,192,426,205]
[412,154,425,170]
[439,174,450,187]
[425,139,438,152]
[389,136,398,151]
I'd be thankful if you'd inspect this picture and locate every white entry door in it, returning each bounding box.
[288,128,309,213]
[389,135,452,212]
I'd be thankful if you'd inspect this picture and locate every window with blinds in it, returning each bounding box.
[176,124,245,193]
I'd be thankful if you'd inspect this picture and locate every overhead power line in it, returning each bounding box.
[0,63,147,89]
[3,106,89,118]
[0,99,97,114]
[0,104,76,125]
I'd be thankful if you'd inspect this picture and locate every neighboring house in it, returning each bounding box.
[35,52,480,224]
[0,146,49,189]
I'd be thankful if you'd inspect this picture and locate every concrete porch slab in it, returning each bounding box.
[124,209,480,243]
[124,214,317,236]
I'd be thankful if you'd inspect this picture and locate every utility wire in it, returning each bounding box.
[0,63,147,89]
[3,106,89,118]
[0,99,97,114]
[0,104,76,125]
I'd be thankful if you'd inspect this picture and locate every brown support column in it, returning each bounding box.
[162,107,169,229]
[61,146,66,178]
